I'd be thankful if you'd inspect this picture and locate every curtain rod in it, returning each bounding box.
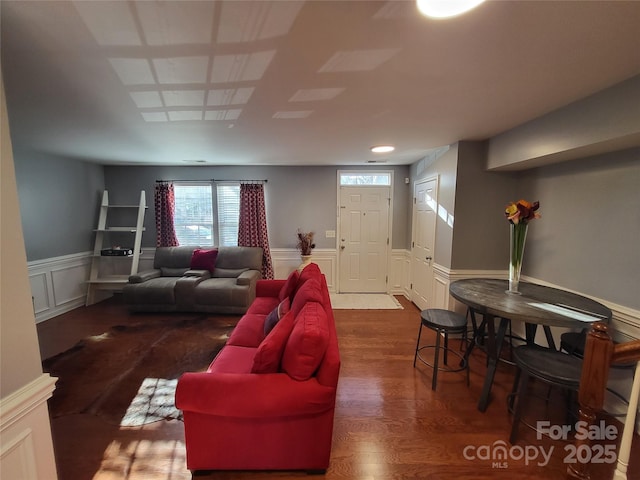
[155,179,267,183]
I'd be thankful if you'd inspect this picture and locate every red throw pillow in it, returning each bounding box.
[290,278,323,317]
[190,248,218,273]
[263,298,291,336]
[281,301,330,381]
[297,263,321,287]
[251,310,296,374]
[278,270,300,302]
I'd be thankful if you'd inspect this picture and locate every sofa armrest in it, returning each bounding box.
[183,269,211,279]
[236,269,261,286]
[175,372,336,418]
[256,279,285,297]
[128,269,161,283]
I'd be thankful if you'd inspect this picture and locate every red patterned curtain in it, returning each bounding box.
[238,183,274,279]
[154,182,179,247]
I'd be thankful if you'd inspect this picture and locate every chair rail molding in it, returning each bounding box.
[0,374,58,480]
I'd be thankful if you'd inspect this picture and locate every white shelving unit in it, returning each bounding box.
[86,190,146,306]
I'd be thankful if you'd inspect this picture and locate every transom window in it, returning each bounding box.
[173,182,240,247]
[339,172,391,186]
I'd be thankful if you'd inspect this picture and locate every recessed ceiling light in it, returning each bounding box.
[416,0,485,19]
[371,145,395,153]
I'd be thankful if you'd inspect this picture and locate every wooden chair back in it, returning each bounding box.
[568,322,640,480]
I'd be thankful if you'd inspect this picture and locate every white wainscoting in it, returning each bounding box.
[30,248,412,322]
[28,250,156,323]
[270,248,336,291]
[28,252,91,323]
[271,248,410,296]
[0,374,58,480]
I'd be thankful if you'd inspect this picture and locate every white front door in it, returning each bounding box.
[411,178,437,310]
[339,186,390,293]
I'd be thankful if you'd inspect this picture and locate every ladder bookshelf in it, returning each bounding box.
[86,190,146,306]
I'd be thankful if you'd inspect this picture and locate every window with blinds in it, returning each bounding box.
[216,184,240,247]
[173,182,240,247]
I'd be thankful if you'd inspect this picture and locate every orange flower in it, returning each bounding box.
[505,200,540,225]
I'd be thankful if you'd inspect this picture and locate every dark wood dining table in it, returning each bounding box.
[449,278,612,412]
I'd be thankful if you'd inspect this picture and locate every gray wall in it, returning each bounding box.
[518,148,640,309]
[487,75,640,170]
[451,141,518,270]
[410,145,459,269]
[14,149,104,261]
[103,164,411,250]
[409,141,640,311]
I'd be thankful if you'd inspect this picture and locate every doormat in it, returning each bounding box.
[330,294,403,310]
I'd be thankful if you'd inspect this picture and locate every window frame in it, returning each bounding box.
[338,171,392,186]
[173,181,240,247]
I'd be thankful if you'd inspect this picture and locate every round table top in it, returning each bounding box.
[449,278,612,328]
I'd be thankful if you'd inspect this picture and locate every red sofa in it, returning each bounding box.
[175,263,340,473]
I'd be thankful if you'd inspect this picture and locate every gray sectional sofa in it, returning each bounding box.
[122,246,263,314]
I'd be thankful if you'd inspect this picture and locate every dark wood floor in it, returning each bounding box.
[37,295,639,480]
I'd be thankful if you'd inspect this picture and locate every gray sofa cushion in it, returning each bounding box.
[216,247,262,271]
[195,278,249,307]
[153,246,198,269]
[124,277,180,304]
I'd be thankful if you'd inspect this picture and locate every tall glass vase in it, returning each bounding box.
[508,222,528,294]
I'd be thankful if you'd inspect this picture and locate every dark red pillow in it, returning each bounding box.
[290,278,323,317]
[278,270,300,302]
[251,310,296,374]
[281,301,329,381]
[190,248,218,273]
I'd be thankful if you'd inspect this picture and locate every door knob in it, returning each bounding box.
[341,245,346,250]
[426,256,432,261]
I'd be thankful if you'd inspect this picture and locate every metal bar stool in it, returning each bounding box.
[463,307,528,367]
[414,309,470,391]
[509,345,582,444]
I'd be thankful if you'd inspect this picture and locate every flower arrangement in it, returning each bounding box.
[296,229,316,256]
[504,199,540,225]
[504,200,540,294]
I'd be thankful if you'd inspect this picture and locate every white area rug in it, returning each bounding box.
[330,294,403,310]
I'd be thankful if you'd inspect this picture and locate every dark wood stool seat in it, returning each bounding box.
[509,345,582,444]
[414,309,469,391]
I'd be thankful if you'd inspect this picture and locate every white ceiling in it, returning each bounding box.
[2,0,640,167]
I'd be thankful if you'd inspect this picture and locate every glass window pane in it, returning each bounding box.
[339,173,391,186]
[217,184,240,246]
[174,184,214,246]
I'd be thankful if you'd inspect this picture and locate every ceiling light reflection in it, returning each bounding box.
[371,145,395,153]
[416,0,485,19]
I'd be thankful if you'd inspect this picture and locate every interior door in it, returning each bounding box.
[339,186,390,293]
[411,178,437,310]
